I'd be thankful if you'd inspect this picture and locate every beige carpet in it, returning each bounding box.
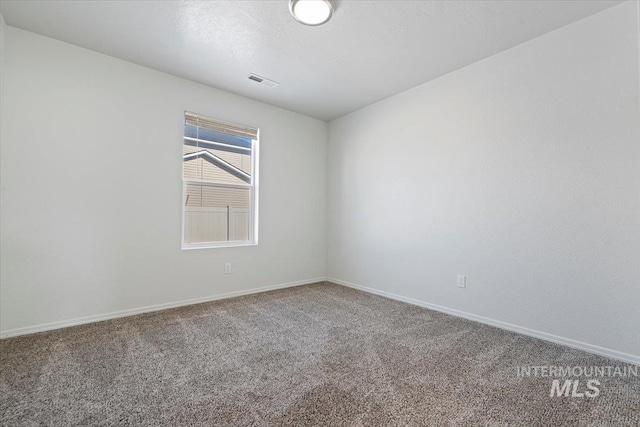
[1,282,638,426]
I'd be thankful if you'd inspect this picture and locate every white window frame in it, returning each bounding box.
[181,112,259,250]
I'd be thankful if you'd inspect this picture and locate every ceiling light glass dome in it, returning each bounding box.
[289,0,334,26]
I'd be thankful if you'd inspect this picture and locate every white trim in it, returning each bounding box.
[328,278,640,366]
[5,277,637,366]
[0,278,326,339]
[251,135,260,245]
[181,241,257,250]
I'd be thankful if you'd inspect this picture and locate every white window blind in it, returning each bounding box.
[184,112,258,140]
[182,112,259,248]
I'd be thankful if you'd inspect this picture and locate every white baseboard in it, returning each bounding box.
[0,277,327,339]
[328,278,640,366]
[4,276,638,366]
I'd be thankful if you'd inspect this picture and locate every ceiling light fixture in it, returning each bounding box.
[289,0,334,26]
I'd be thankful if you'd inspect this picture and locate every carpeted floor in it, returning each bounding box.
[1,282,639,426]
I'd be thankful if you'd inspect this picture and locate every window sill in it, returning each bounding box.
[182,241,257,250]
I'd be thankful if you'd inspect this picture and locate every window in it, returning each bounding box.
[182,112,259,248]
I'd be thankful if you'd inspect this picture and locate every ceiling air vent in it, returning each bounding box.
[247,73,279,88]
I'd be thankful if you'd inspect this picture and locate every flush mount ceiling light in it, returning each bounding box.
[289,0,334,26]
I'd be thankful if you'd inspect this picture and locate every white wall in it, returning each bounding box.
[0,12,4,134]
[0,27,327,334]
[2,3,639,365]
[0,12,5,331]
[328,2,640,361]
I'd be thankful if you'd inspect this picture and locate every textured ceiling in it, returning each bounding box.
[0,0,622,121]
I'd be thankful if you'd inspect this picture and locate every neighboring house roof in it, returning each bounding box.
[184,126,252,153]
[183,137,250,156]
[183,150,251,184]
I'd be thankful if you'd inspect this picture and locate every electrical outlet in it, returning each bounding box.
[457,274,466,288]
[224,262,232,274]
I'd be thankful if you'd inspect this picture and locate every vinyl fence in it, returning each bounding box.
[184,207,250,243]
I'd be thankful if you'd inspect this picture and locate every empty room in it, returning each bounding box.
[1,0,639,425]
